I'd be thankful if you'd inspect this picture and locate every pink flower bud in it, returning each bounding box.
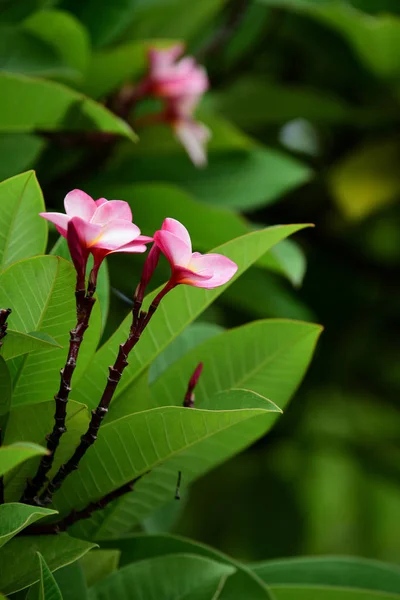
[153,218,238,289]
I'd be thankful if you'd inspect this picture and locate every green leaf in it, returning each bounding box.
[0,356,12,418]
[82,39,175,99]
[54,561,87,600]
[0,442,48,476]
[1,330,61,361]
[214,77,354,128]
[151,319,322,411]
[0,533,96,595]
[51,236,110,334]
[27,553,63,600]
[0,0,46,23]
[100,534,273,600]
[73,224,309,409]
[0,72,135,139]
[268,587,400,600]
[80,549,120,588]
[87,553,235,600]
[103,146,312,210]
[0,503,57,549]
[0,134,46,183]
[3,400,89,501]
[251,556,400,594]
[0,171,47,270]
[88,181,306,282]
[23,10,91,83]
[0,256,102,407]
[330,138,400,220]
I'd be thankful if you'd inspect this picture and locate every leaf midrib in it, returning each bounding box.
[0,172,32,271]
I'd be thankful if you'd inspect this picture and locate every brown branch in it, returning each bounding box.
[0,308,11,348]
[39,281,174,506]
[0,428,4,504]
[20,287,96,505]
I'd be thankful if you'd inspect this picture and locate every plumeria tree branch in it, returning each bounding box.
[0,308,12,348]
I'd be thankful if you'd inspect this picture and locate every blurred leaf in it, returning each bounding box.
[80,549,120,588]
[53,561,88,600]
[0,533,96,595]
[82,39,175,99]
[0,442,47,476]
[3,400,89,501]
[23,9,91,82]
[89,182,306,284]
[151,320,321,411]
[0,503,57,549]
[330,138,400,220]
[251,556,400,594]
[0,134,46,182]
[87,553,235,600]
[73,225,309,409]
[0,171,47,270]
[0,25,69,78]
[268,587,400,600]
[214,77,353,128]
[0,72,135,139]
[0,0,46,23]
[51,236,110,333]
[0,256,102,407]
[26,553,63,600]
[1,330,61,361]
[100,534,274,600]
[0,356,11,417]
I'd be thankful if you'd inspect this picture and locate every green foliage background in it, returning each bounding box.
[0,0,399,589]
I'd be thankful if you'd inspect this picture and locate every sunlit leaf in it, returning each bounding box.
[0,503,57,549]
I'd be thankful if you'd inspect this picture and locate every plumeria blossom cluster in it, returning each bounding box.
[137,44,211,167]
[23,190,237,508]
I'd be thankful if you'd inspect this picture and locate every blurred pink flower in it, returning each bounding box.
[154,218,237,289]
[167,95,211,167]
[40,189,151,286]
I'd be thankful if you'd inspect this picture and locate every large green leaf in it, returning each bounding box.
[27,552,63,600]
[89,181,306,283]
[0,533,96,595]
[0,134,45,182]
[73,225,309,409]
[100,534,273,600]
[0,255,102,407]
[0,442,48,476]
[3,400,89,501]
[0,503,57,549]
[0,330,61,361]
[80,549,120,588]
[23,10,90,83]
[251,556,400,594]
[0,171,47,270]
[54,561,88,600]
[100,146,312,210]
[0,356,11,418]
[87,553,235,600]
[0,72,134,138]
[268,587,400,600]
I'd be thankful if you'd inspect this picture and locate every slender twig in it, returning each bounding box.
[20,283,97,505]
[39,281,175,506]
[0,428,4,504]
[22,475,143,535]
[183,362,203,408]
[0,308,12,348]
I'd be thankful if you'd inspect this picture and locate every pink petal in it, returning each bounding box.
[67,218,89,286]
[174,120,211,167]
[154,229,192,267]
[149,44,185,73]
[70,216,102,248]
[95,198,108,207]
[91,220,141,250]
[187,252,238,289]
[64,189,97,221]
[174,265,213,286]
[110,243,148,254]
[161,218,192,251]
[91,200,132,225]
[39,212,70,237]
[136,234,154,243]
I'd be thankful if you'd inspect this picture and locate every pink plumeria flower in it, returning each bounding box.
[145,44,209,99]
[153,218,237,289]
[40,189,151,287]
[168,95,211,167]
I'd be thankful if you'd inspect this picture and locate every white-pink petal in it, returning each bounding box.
[153,229,192,267]
[91,200,133,225]
[161,218,192,252]
[92,220,141,250]
[39,212,70,237]
[188,253,238,288]
[64,189,97,221]
[174,120,211,167]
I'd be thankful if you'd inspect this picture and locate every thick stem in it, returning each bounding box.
[40,281,175,506]
[20,288,96,505]
[23,476,143,535]
[0,308,11,347]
